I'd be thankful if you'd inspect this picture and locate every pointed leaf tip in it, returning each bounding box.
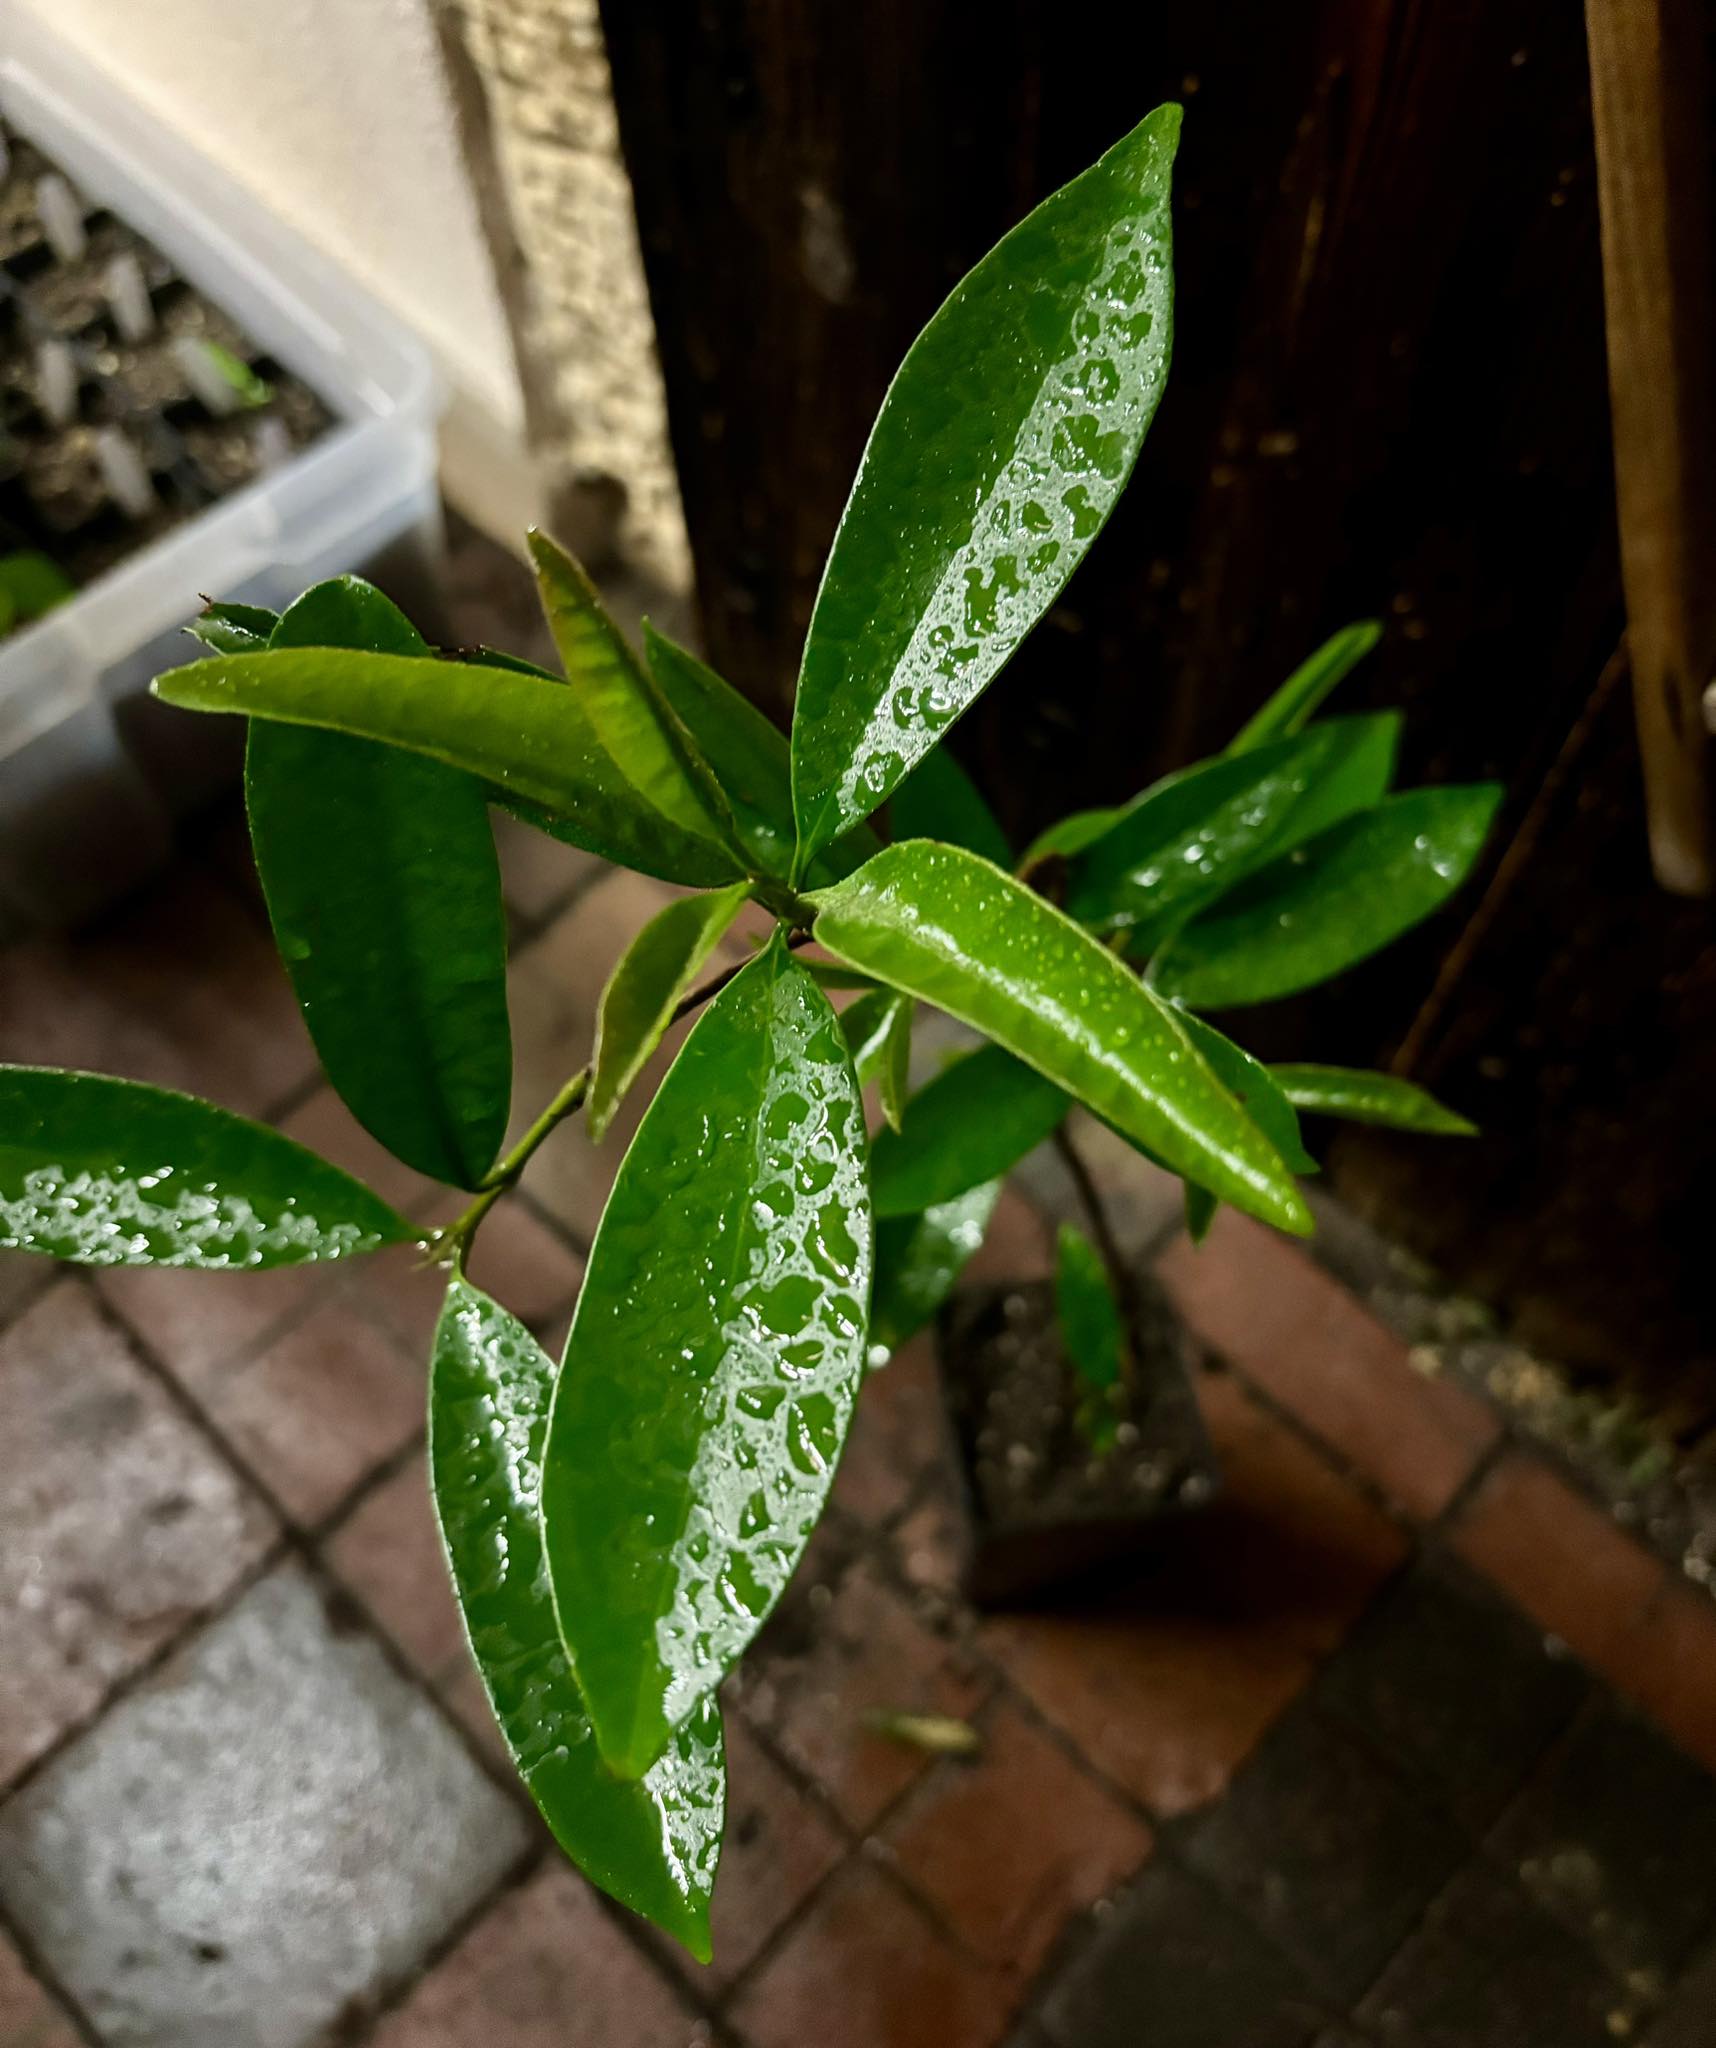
[431,1278,723,1954]
[790,103,1180,859]
[0,1067,415,1267]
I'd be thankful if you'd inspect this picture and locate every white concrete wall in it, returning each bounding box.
[16,0,532,527]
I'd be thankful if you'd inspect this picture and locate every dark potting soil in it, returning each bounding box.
[0,122,333,610]
[939,1274,1219,1606]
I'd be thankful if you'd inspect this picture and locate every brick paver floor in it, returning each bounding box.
[3,537,1715,2046]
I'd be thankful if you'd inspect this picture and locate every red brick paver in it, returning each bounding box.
[325,1453,465,1679]
[193,1299,423,1526]
[0,1281,275,1786]
[668,1716,844,1994]
[1617,1583,1716,1778]
[834,1338,952,1526]
[1161,1211,1500,1519]
[1451,1453,1664,1674]
[881,1697,1153,1980]
[370,1862,710,2048]
[0,870,315,1116]
[93,1259,324,1398]
[367,1199,583,1357]
[278,1082,445,1221]
[739,1560,993,1832]
[0,1933,81,2048]
[985,1369,1406,1816]
[322,1448,517,1766]
[729,1862,1010,2048]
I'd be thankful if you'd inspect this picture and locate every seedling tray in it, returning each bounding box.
[0,15,440,934]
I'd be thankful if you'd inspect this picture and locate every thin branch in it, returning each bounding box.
[1052,1121,1142,1383]
[435,925,816,1265]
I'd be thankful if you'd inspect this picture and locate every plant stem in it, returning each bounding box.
[434,926,817,1268]
[1051,1122,1141,1385]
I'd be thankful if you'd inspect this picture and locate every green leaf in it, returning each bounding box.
[153,647,746,887]
[811,842,1309,1235]
[869,1041,1067,1217]
[1227,620,1383,754]
[1066,716,1400,946]
[1055,1223,1125,1391]
[187,600,279,655]
[1173,1010,1316,1174]
[840,988,913,1133]
[1151,785,1503,1009]
[643,623,880,884]
[1272,1064,1477,1136]
[542,936,872,1779]
[528,531,747,872]
[806,961,886,993]
[429,1278,723,1959]
[868,1179,1001,1358]
[0,1067,415,1265]
[0,549,74,627]
[643,624,795,881]
[890,747,1011,867]
[790,105,1181,864]
[588,883,751,1140]
[247,579,512,1188]
[1019,807,1122,870]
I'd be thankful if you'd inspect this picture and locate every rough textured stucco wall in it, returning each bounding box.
[12,0,529,489]
[452,0,691,589]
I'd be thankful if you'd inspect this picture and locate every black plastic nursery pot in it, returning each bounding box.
[936,1269,1219,1608]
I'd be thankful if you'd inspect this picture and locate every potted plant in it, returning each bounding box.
[864,615,1484,1604]
[0,101,1494,1964]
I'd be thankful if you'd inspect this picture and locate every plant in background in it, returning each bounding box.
[0,548,75,639]
[1,104,1496,1959]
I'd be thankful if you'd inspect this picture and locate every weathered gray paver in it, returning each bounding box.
[0,1280,276,1785]
[0,1563,532,2048]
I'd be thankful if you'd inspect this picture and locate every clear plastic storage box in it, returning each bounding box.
[0,13,442,935]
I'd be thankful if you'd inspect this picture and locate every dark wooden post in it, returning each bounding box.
[1586,0,1716,895]
[599,4,1716,1400]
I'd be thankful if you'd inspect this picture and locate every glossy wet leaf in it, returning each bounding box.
[840,988,913,1133]
[869,1041,1068,1217]
[1272,1064,1477,1136]
[1173,1010,1315,1174]
[0,1067,415,1265]
[868,1178,1001,1358]
[810,841,1310,1235]
[1056,1223,1124,1391]
[542,937,871,1779]
[528,531,746,871]
[790,105,1180,863]
[890,747,1011,868]
[1227,620,1382,755]
[154,646,746,887]
[187,599,278,655]
[1151,785,1503,1009]
[588,883,751,1140]
[247,579,511,1187]
[429,1278,723,1958]
[1066,717,1400,946]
